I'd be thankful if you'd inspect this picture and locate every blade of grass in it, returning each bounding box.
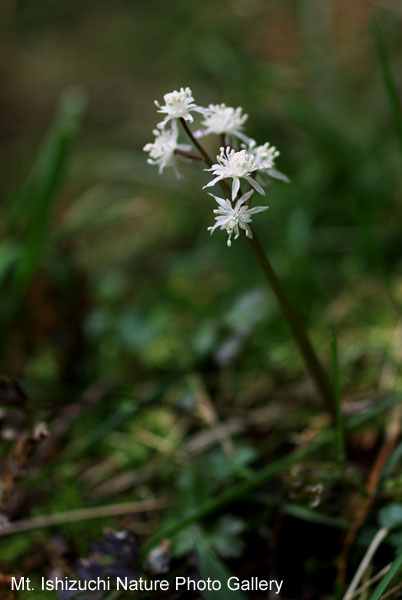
[349,395,401,427]
[331,330,346,462]
[253,493,349,528]
[371,18,402,160]
[368,549,402,600]
[284,503,349,529]
[9,87,87,296]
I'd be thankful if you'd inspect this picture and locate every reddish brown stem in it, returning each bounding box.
[179,118,213,167]
[174,148,204,161]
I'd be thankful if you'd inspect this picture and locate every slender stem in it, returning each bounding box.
[179,118,233,199]
[247,232,335,420]
[178,118,335,420]
[174,148,204,161]
[179,118,213,167]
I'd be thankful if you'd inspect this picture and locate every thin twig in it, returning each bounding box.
[343,527,389,600]
[0,498,170,537]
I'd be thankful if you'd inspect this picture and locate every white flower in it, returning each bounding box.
[246,140,279,169]
[154,87,206,128]
[204,147,265,201]
[143,123,190,175]
[244,140,290,182]
[207,190,268,247]
[197,103,251,142]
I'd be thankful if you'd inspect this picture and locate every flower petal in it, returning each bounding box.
[245,176,265,196]
[267,168,290,183]
[231,177,240,201]
[234,189,253,210]
[208,193,229,210]
[203,176,222,190]
[246,205,269,215]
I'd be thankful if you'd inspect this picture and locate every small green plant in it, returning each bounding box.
[144,87,335,419]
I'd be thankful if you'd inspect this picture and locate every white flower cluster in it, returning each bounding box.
[144,87,288,246]
[143,122,190,176]
[197,103,251,142]
[154,87,207,128]
[208,190,268,247]
[204,146,265,200]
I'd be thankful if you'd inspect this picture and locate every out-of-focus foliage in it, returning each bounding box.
[1,1,402,598]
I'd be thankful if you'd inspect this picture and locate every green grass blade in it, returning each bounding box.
[284,503,348,529]
[368,550,402,600]
[9,87,87,294]
[371,18,402,159]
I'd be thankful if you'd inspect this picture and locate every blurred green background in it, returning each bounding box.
[1,0,401,387]
[1,0,402,597]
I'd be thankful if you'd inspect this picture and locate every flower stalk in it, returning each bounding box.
[178,119,335,421]
[179,118,213,167]
[247,232,335,419]
[174,148,204,161]
[145,88,335,421]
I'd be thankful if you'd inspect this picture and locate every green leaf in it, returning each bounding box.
[378,504,402,530]
[9,87,87,295]
[208,516,245,558]
[196,538,248,600]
